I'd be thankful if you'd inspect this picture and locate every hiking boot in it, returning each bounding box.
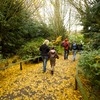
[51,71,54,75]
[43,70,46,73]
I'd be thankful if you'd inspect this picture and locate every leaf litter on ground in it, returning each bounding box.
[0,55,82,100]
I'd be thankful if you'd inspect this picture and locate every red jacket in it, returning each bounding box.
[63,41,70,50]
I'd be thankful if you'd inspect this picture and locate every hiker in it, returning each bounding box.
[77,42,83,55]
[71,41,78,61]
[39,39,50,73]
[61,38,70,60]
[48,47,59,75]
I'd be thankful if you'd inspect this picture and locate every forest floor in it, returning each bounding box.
[0,55,83,100]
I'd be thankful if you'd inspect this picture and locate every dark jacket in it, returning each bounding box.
[39,44,50,56]
[71,43,78,50]
[78,44,83,50]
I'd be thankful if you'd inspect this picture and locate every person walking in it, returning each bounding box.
[39,39,50,73]
[71,41,78,61]
[48,47,59,75]
[77,42,83,55]
[61,39,70,60]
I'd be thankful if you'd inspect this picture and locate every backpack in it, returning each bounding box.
[63,42,69,50]
[51,52,56,58]
[50,50,56,58]
[63,42,68,47]
[72,43,77,50]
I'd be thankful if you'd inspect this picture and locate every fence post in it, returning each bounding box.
[75,66,88,100]
[20,62,22,70]
[75,66,78,90]
[38,57,39,63]
[75,76,77,90]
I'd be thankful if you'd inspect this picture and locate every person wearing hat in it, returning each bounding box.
[39,39,50,73]
[61,38,70,60]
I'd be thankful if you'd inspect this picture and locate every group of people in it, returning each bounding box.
[61,38,83,61]
[39,40,59,75]
[39,39,83,75]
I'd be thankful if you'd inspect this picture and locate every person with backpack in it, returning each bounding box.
[71,41,78,61]
[39,39,50,73]
[61,38,70,60]
[48,47,59,75]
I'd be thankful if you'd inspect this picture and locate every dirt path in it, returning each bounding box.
[0,55,82,100]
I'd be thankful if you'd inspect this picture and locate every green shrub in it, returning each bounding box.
[55,45,63,55]
[17,37,44,60]
[78,49,100,89]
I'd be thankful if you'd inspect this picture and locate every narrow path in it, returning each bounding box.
[0,55,82,100]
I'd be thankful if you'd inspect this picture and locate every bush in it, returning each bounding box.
[78,49,100,90]
[17,37,44,60]
[49,36,63,55]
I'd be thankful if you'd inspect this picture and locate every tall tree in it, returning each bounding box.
[68,0,100,49]
[0,0,45,58]
[0,0,26,57]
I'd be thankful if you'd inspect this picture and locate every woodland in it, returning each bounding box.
[0,0,100,100]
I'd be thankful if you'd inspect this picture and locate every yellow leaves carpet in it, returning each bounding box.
[0,55,82,100]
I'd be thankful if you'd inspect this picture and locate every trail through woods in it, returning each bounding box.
[0,55,82,100]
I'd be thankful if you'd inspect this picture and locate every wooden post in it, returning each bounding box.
[76,75,88,100]
[75,76,77,90]
[75,66,78,90]
[38,57,39,63]
[20,62,22,70]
